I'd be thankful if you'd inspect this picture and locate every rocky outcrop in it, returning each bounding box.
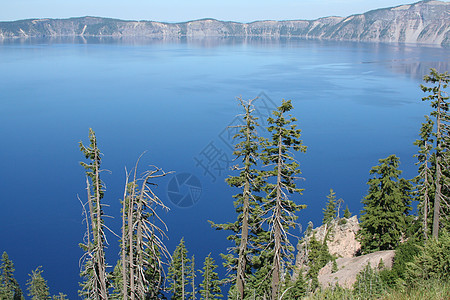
[0,0,448,46]
[308,215,361,258]
[294,216,396,290]
[318,250,395,288]
[293,216,361,281]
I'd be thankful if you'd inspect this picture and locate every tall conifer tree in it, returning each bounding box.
[168,238,190,300]
[260,99,307,299]
[343,205,352,219]
[0,252,23,300]
[26,266,50,300]
[209,97,267,299]
[199,254,222,300]
[357,155,412,254]
[414,116,435,240]
[420,69,450,238]
[78,128,109,300]
[322,189,337,225]
[187,255,197,300]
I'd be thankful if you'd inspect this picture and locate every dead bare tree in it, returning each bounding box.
[119,155,172,299]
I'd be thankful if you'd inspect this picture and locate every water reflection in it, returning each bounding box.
[389,61,449,79]
[1,36,447,80]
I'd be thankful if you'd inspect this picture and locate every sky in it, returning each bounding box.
[0,0,436,22]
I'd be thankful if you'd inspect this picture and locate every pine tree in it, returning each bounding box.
[357,155,412,254]
[260,99,307,299]
[209,97,267,299]
[199,254,222,300]
[78,128,109,300]
[26,266,50,300]
[305,234,332,290]
[420,69,450,238]
[353,263,385,299]
[187,255,197,300]
[343,205,351,219]
[283,274,306,299]
[0,252,23,300]
[406,230,450,282]
[332,260,339,273]
[322,189,337,225]
[115,158,171,300]
[414,115,435,241]
[168,238,190,300]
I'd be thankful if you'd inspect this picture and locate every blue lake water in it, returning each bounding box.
[0,37,448,298]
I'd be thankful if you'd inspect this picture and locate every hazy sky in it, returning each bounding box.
[1,0,443,22]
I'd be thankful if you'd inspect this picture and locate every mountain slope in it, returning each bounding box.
[0,1,449,46]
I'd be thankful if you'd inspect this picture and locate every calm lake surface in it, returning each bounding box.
[0,37,448,298]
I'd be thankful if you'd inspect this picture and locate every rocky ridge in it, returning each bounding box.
[0,0,449,46]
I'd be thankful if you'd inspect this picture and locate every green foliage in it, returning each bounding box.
[379,269,398,288]
[143,246,166,300]
[109,260,122,299]
[245,249,272,299]
[382,278,450,300]
[357,155,412,254]
[26,266,50,300]
[52,293,68,300]
[413,115,435,240]
[343,205,351,219]
[305,279,450,300]
[187,255,197,300]
[78,128,109,299]
[352,263,386,299]
[199,253,222,300]
[0,252,23,300]
[377,258,385,270]
[79,128,105,203]
[306,235,333,291]
[305,284,353,300]
[387,238,421,284]
[261,99,307,298]
[283,274,307,299]
[406,230,450,282]
[209,98,268,299]
[323,189,337,225]
[332,260,338,273]
[168,238,190,300]
[418,69,450,238]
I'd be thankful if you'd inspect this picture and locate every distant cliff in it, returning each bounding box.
[0,0,449,46]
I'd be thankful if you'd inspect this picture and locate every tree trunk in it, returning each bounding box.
[423,150,429,241]
[94,150,108,300]
[236,111,252,299]
[432,79,443,239]
[136,182,148,299]
[272,131,283,300]
[128,187,136,300]
[122,176,129,299]
[182,254,185,300]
